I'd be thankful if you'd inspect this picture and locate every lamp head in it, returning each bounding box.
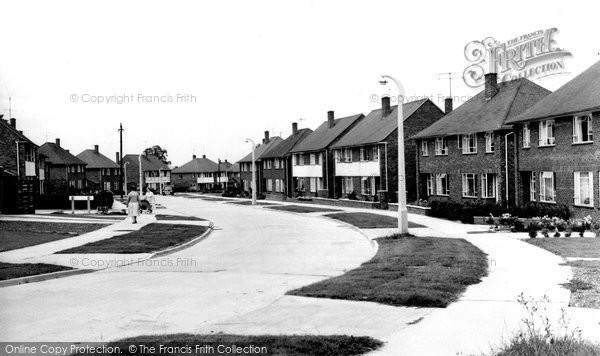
[379,80,388,86]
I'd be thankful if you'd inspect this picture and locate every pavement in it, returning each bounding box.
[1,194,599,355]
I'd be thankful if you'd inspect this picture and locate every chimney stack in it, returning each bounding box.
[263,130,270,144]
[292,122,298,135]
[484,73,499,100]
[55,138,60,147]
[193,154,196,159]
[202,154,206,158]
[381,96,391,117]
[66,149,70,153]
[327,111,335,128]
[9,118,16,128]
[115,152,120,164]
[444,97,453,114]
[94,145,99,153]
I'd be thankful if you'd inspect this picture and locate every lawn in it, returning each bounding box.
[0,221,107,252]
[562,260,600,309]
[288,234,488,307]
[155,214,206,221]
[526,237,600,258]
[266,205,341,213]
[75,334,382,356]
[0,262,72,281]
[227,201,279,206]
[325,212,425,229]
[57,223,208,254]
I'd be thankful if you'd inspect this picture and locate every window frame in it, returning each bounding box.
[572,115,593,144]
[573,171,594,207]
[485,132,495,153]
[538,120,556,147]
[522,124,531,148]
[435,173,449,196]
[539,171,556,203]
[462,173,478,198]
[481,173,497,198]
[421,140,429,156]
[435,137,448,156]
[462,133,477,154]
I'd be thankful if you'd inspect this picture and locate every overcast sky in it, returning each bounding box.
[1,0,598,167]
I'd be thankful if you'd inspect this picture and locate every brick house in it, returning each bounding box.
[330,97,444,203]
[0,117,42,213]
[172,154,230,192]
[505,60,600,219]
[412,74,550,207]
[224,161,240,189]
[237,132,283,195]
[122,153,171,192]
[76,145,121,192]
[260,122,313,200]
[288,111,363,198]
[39,139,88,194]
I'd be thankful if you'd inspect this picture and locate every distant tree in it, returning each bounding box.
[144,145,171,164]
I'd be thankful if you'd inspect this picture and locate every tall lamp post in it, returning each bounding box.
[245,138,257,205]
[158,168,163,195]
[123,161,130,195]
[380,75,408,234]
[138,154,144,197]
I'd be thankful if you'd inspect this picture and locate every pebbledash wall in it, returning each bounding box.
[514,112,600,219]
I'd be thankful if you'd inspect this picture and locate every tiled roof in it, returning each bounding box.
[39,142,87,166]
[289,114,363,153]
[122,154,171,172]
[332,99,430,148]
[506,60,600,123]
[76,149,119,169]
[172,157,218,173]
[237,137,283,163]
[412,78,550,139]
[261,128,313,158]
[0,119,37,145]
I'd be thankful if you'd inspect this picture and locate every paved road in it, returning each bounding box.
[0,196,376,341]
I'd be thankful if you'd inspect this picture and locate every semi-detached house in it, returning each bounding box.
[237,131,283,195]
[506,60,600,219]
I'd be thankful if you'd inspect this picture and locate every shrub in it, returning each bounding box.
[528,229,537,238]
[553,231,561,238]
[510,202,571,220]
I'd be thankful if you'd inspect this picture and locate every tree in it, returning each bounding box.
[144,145,171,165]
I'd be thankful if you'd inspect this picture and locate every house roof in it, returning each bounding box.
[506,60,600,123]
[331,99,431,148]
[76,149,119,169]
[39,142,87,166]
[289,114,363,153]
[261,128,313,158]
[172,156,218,173]
[412,78,551,139]
[0,118,37,145]
[225,162,240,172]
[122,154,171,172]
[237,137,283,163]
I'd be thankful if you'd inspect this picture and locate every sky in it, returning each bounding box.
[1,0,598,167]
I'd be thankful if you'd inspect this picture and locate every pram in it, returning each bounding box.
[139,199,153,214]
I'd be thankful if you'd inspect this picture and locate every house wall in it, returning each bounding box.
[262,158,287,199]
[515,112,600,219]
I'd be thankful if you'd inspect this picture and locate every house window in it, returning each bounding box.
[343,148,352,163]
[342,177,354,195]
[298,154,305,166]
[457,135,463,149]
[297,177,305,191]
[335,150,341,163]
[435,174,449,196]
[360,147,373,161]
[274,159,280,169]
[435,137,448,155]
[574,171,594,206]
[274,179,281,193]
[529,173,536,202]
[523,124,531,148]
[426,174,433,196]
[266,179,273,192]
[462,173,478,198]
[538,120,555,146]
[573,115,593,144]
[361,177,375,195]
[309,177,318,193]
[539,171,555,203]
[485,133,495,153]
[372,147,379,161]
[462,134,477,154]
[481,173,496,198]
[310,153,316,165]
[421,141,429,156]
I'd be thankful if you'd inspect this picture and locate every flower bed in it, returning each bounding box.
[483,213,599,238]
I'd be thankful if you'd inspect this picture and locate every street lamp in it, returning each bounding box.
[158,168,163,195]
[380,75,408,234]
[123,161,130,195]
[138,153,143,197]
[245,138,257,205]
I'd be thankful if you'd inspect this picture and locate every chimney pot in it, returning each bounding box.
[115,152,120,164]
[66,149,70,153]
[484,73,499,100]
[9,118,16,128]
[202,154,206,158]
[55,138,61,147]
[94,145,99,153]
[381,97,391,117]
[193,154,196,159]
[292,122,298,135]
[264,131,270,143]
[327,111,334,128]
[444,97,453,114]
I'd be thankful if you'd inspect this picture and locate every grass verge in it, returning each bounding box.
[56,223,208,254]
[324,212,425,229]
[75,334,383,356]
[227,201,279,206]
[526,237,600,258]
[155,214,206,221]
[266,205,341,213]
[0,262,72,281]
[0,221,107,252]
[562,260,600,309]
[288,234,488,307]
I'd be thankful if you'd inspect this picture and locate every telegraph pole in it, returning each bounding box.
[118,123,124,198]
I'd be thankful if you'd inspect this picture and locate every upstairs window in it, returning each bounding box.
[274,159,280,169]
[462,134,477,154]
[421,141,429,156]
[573,115,593,144]
[309,153,316,165]
[360,147,373,161]
[457,135,463,149]
[343,148,352,163]
[435,137,448,155]
[522,124,531,148]
[372,147,379,161]
[538,120,555,146]
[485,133,495,153]
[298,154,305,166]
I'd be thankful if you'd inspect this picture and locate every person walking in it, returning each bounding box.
[144,187,155,213]
[127,189,140,223]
